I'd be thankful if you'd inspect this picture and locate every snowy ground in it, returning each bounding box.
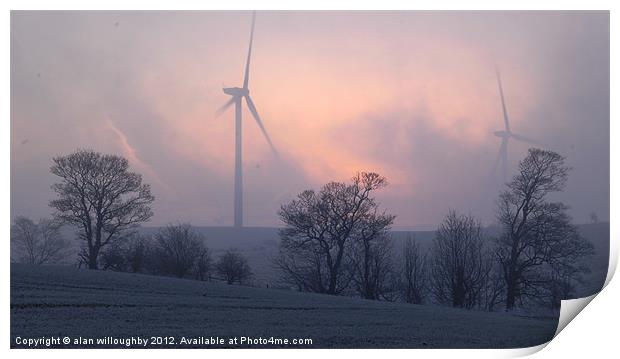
[11,263,558,348]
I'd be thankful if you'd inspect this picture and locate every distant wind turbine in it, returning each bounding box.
[216,11,278,228]
[491,68,540,182]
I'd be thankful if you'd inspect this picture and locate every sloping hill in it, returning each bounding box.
[11,264,557,348]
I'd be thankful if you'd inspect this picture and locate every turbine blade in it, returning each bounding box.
[243,11,256,90]
[495,67,511,133]
[511,133,540,146]
[245,95,279,157]
[215,98,235,117]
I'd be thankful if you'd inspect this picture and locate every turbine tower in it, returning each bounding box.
[491,68,539,182]
[217,11,278,228]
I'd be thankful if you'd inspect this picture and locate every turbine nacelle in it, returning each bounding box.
[494,130,511,138]
[223,87,249,97]
[491,68,541,183]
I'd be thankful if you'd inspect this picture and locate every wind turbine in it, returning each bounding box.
[216,11,278,228]
[491,68,539,182]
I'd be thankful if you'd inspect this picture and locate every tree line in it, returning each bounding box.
[97,223,251,285]
[10,148,594,310]
[12,217,253,285]
[275,149,594,310]
[10,150,252,285]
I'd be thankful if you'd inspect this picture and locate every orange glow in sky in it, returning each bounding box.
[10,11,609,226]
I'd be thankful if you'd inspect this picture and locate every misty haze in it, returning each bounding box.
[10,10,609,349]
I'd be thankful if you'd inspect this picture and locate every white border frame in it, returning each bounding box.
[3,2,616,358]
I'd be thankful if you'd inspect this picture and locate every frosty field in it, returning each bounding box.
[11,263,558,348]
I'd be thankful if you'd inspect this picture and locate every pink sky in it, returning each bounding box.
[11,11,609,227]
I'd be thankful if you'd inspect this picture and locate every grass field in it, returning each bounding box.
[10,263,558,348]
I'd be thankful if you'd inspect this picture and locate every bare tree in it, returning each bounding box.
[431,211,489,309]
[153,223,206,278]
[100,242,127,271]
[49,150,154,269]
[350,232,394,300]
[400,235,427,304]
[125,234,149,273]
[193,246,213,281]
[496,148,593,310]
[273,245,325,292]
[481,262,505,311]
[11,216,70,265]
[276,172,394,295]
[541,265,581,309]
[215,249,252,284]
